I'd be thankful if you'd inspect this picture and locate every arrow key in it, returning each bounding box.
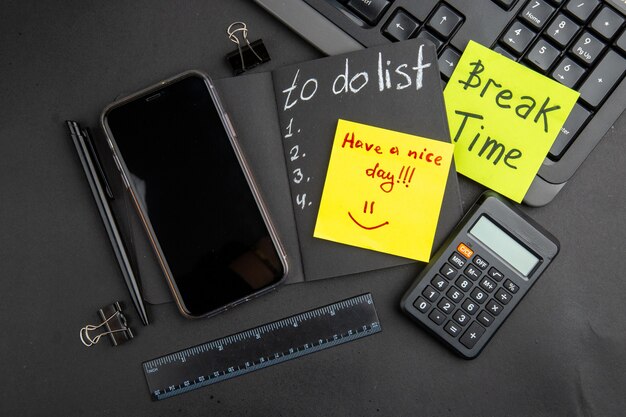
[551,56,585,88]
[427,4,463,39]
[438,47,461,80]
[500,20,536,55]
[383,9,419,42]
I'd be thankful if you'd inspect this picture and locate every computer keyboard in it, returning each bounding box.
[254,0,626,206]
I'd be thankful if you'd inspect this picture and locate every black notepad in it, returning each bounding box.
[91,39,464,303]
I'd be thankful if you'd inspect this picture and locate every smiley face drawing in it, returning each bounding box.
[348,200,389,230]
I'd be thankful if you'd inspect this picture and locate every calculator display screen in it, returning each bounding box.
[469,216,539,277]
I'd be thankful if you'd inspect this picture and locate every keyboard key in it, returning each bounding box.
[470,287,488,304]
[504,279,520,294]
[417,30,444,51]
[440,263,458,279]
[495,288,513,304]
[486,299,504,316]
[492,0,519,11]
[414,296,431,313]
[453,310,471,326]
[462,299,479,315]
[429,308,446,325]
[617,29,626,53]
[438,298,455,314]
[431,274,449,291]
[579,49,626,107]
[525,38,560,72]
[552,56,586,88]
[439,47,461,80]
[606,0,626,15]
[501,21,537,55]
[564,0,600,22]
[383,9,420,41]
[591,7,624,40]
[423,285,440,302]
[449,252,467,269]
[520,0,556,30]
[570,31,606,66]
[477,310,496,327]
[427,4,463,39]
[545,13,580,47]
[472,255,489,270]
[445,320,463,337]
[460,321,486,349]
[346,0,391,25]
[549,103,591,159]
[493,45,518,60]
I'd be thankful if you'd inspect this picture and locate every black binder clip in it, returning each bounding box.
[225,22,270,75]
[80,302,134,347]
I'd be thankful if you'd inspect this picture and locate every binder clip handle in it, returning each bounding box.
[226,22,270,75]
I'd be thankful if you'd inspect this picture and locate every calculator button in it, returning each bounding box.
[470,287,488,304]
[449,252,466,269]
[444,321,463,337]
[480,277,497,293]
[431,275,449,291]
[383,9,420,42]
[488,267,504,281]
[461,299,479,315]
[464,265,481,281]
[552,56,586,88]
[477,310,495,327]
[501,21,536,55]
[455,276,472,292]
[578,50,626,108]
[525,38,560,72]
[570,31,606,66]
[472,255,489,270]
[457,242,474,259]
[486,299,504,316]
[440,263,458,279]
[504,279,519,293]
[414,297,431,313]
[438,298,455,314]
[590,6,624,40]
[545,13,580,47]
[427,4,463,39]
[423,285,440,302]
[519,0,555,30]
[565,0,600,23]
[453,310,470,326]
[460,321,486,349]
[495,288,513,305]
[429,309,446,325]
[447,287,464,303]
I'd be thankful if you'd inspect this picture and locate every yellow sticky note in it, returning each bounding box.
[314,119,454,261]
[444,41,579,202]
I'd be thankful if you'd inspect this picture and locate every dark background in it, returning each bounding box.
[1,1,624,416]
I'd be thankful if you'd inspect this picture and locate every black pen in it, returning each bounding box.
[66,120,149,325]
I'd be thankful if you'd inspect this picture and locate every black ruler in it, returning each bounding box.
[142,293,381,400]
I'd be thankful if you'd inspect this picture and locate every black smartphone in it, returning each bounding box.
[101,71,288,318]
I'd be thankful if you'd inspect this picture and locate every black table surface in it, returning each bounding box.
[1,1,625,416]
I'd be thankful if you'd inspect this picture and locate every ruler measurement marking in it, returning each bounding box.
[143,293,380,401]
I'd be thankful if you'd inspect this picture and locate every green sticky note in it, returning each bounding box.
[444,41,579,202]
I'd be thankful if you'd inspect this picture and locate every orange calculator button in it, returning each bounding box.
[457,243,474,259]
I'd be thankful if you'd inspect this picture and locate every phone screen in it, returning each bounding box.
[105,74,285,317]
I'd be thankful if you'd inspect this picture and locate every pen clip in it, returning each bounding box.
[82,127,114,200]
